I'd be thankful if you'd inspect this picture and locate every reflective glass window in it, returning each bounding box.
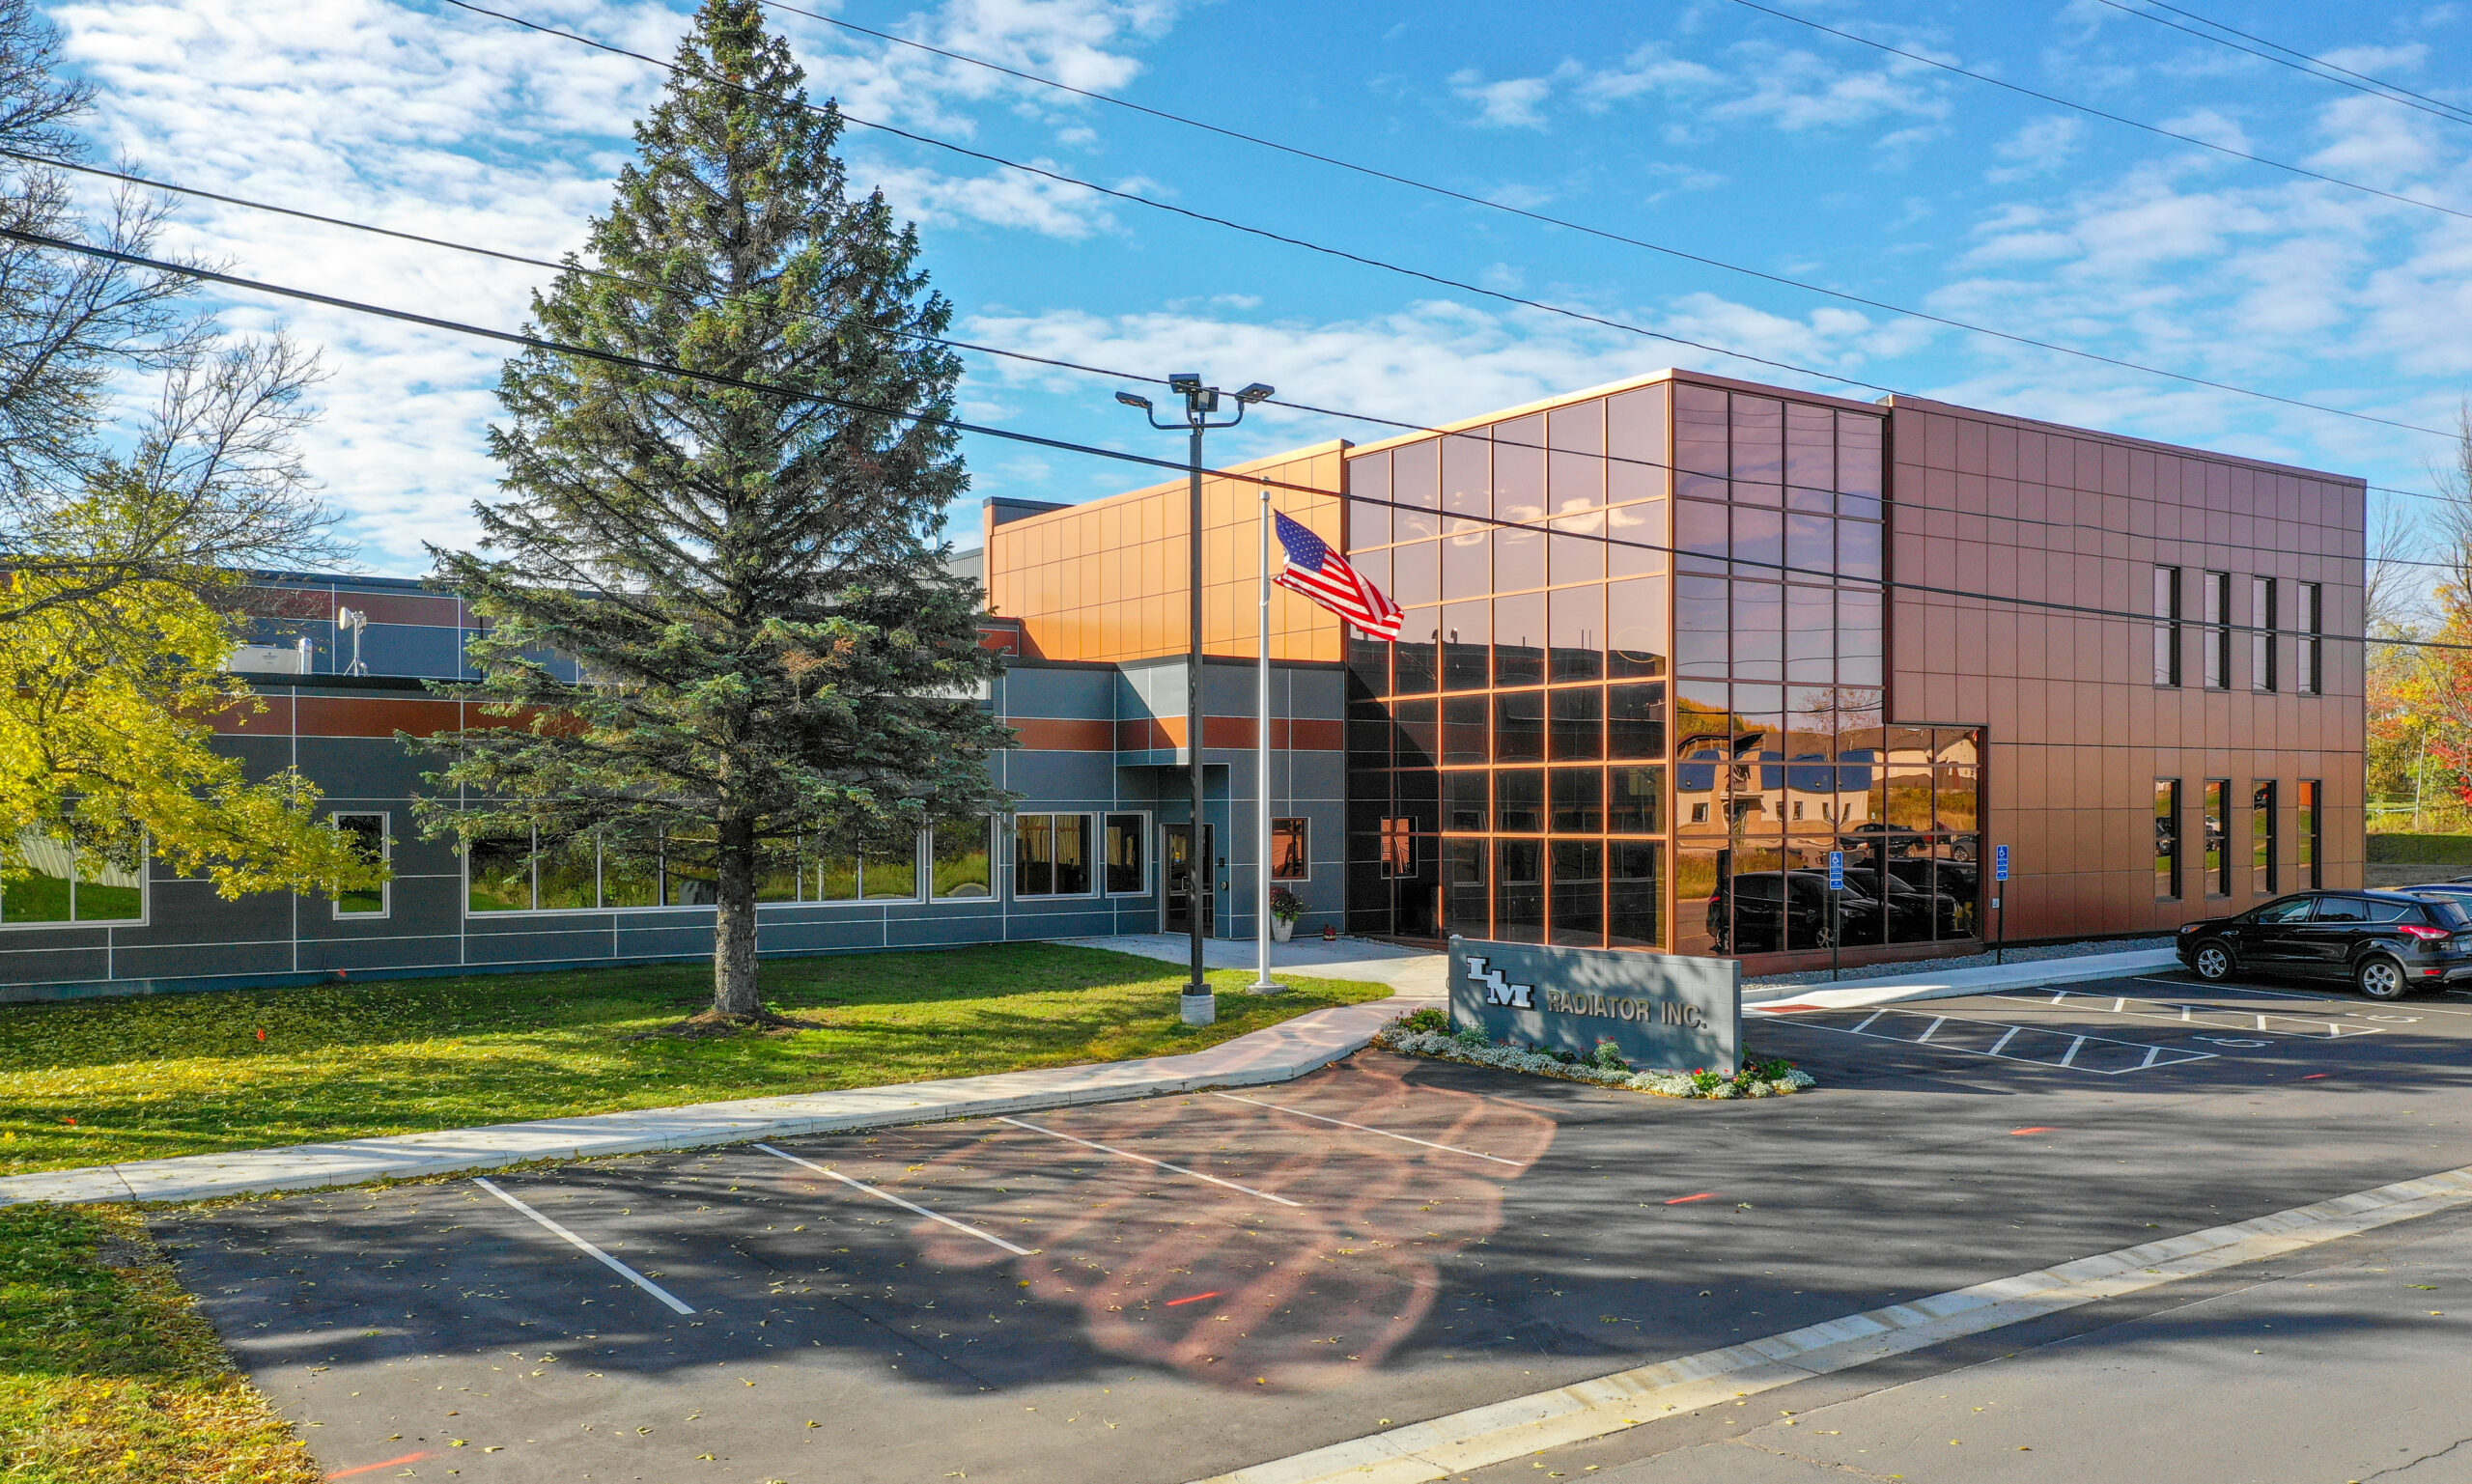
[1494,690,1546,763]
[1551,840,1604,947]
[1550,768,1604,832]
[1494,838,1546,943]
[1443,695,1489,765]
[1550,584,1606,682]
[1610,765,1664,833]
[1550,686,1604,761]
[1494,592,1546,686]
[1496,769,1545,833]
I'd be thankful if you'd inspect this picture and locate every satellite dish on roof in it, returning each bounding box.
[337,607,370,677]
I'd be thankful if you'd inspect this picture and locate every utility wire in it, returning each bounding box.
[2144,0,2472,124]
[434,0,2460,444]
[2091,0,2472,128]
[42,140,2447,534]
[430,0,1893,404]
[3,219,2445,656]
[753,0,2435,439]
[1723,0,2472,226]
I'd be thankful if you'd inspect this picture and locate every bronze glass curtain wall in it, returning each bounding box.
[1340,376,1984,964]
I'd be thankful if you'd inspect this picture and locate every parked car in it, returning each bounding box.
[2176,890,2472,999]
[1842,864,1962,941]
[1710,870,1886,953]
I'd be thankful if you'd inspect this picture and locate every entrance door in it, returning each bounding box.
[1164,824,1215,937]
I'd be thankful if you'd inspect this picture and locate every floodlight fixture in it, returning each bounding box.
[1167,372,1203,393]
[1115,390,1152,411]
[1235,382,1276,405]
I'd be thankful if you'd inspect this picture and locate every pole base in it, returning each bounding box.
[1180,990,1217,1026]
[1244,980,1287,996]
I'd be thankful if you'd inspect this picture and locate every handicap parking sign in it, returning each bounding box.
[1827,851,1844,891]
[1995,844,2010,882]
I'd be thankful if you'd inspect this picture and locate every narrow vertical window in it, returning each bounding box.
[2204,779,2229,895]
[2154,780,2180,900]
[332,813,388,916]
[2250,576,2277,692]
[2203,573,2231,689]
[2299,582,2323,695]
[2297,780,2320,888]
[2252,779,2276,894]
[1271,818,1309,881]
[1104,813,1146,894]
[2153,566,2181,686]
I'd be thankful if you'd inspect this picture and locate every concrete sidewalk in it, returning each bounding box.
[1745,945,2183,1012]
[0,994,1425,1210]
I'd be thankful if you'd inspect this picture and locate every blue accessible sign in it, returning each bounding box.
[1995,844,2010,882]
[1827,850,1844,891]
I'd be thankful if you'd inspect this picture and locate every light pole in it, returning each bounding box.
[1118,375,1275,1027]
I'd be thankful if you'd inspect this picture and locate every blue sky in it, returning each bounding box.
[45,0,2472,585]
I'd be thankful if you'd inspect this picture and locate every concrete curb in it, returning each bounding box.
[0,994,1429,1209]
[1744,947,2183,1014]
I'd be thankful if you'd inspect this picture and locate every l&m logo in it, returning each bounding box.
[1464,956,1533,1009]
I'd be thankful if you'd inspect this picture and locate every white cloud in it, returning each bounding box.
[1447,65,1576,129]
[1987,115,2083,183]
[45,0,1178,572]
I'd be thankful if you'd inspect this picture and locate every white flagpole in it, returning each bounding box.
[1250,484,1283,994]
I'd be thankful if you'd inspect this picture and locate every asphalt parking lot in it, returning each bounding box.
[156,969,2472,1484]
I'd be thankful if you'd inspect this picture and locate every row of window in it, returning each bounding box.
[2153,569,2324,694]
[2154,778,2323,900]
[457,813,1314,916]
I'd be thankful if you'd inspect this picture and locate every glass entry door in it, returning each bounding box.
[1164,824,1215,937]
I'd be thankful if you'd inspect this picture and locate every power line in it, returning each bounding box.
[2091,0,2472,128]
[1722,0,2472,225]
[7,219,2439,658]
[751,0,2440,440]
[43,138,2448,539]
[2143,0,2472,123]
[434,0,2460,445]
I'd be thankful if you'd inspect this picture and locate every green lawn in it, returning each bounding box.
[0,944,1392,1179]
[0,1202,320,1483]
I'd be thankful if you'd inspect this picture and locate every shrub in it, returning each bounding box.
[1591,1038,1629,1072]
[1269,886,1308,923]
[1394,1005,1450,1035]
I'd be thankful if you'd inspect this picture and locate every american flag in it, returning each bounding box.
[1274,510,1403,639]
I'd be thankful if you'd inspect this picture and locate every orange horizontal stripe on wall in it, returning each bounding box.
[1012,717,1117,751]
[199,694,295,735]
[1115,716,1180,751]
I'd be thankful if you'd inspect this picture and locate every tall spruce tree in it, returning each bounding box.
[422,0,1010,1023]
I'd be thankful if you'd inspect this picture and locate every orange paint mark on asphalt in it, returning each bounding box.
[1164,1291,1223,1307]
[1665,1193,1719,1204]
[325,1452,435,1480]
[2010,1127,2057,1135]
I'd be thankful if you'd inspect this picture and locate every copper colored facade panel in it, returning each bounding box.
[1884,396,2365,949]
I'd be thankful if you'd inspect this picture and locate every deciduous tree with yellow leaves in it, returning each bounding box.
[0,0,379,910]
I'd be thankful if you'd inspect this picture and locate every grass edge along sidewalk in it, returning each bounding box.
[1,943,1400,1190]
[0,1201,323,1484]
[1,990,1423,1208]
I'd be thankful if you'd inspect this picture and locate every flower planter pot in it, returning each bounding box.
[1271,917,1295,942]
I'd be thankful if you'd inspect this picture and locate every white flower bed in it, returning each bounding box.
[1373,1025,1815,1100]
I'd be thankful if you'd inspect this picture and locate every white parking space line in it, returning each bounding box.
[2132,976,2472,1018]
[994,1116,1305,1207]
[470,1177,696,1316]
[1784,1007,2215,1074]
[1998,988,2382,1038]
[1211,1092,1525,1167]
[753,1143,1034,1256]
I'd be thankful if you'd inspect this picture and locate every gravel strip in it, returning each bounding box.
[1743,936,2177,989]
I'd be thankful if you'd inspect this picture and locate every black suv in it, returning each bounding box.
[2177,890,2472,999]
